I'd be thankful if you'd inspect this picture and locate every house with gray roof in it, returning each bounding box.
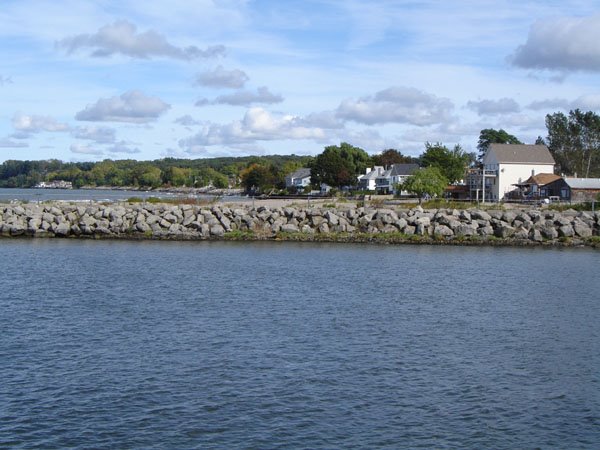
[480,144,555,201]
[375,163,420,194]
[285,168,312,190]
[544,177,600,203]
[358,166,385,191]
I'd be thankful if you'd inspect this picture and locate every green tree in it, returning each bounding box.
[310,142,370,187]
[372,148,414,167]
[399,167,448,204]
[420,142,472,184]
[240,163,277,193]
[545,109,600,177]
[477,129,522,161]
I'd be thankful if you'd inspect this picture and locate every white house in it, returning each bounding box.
[480,144,555,201]
[285,168,312,190]
[375,164,419,194]
[358,166,385,191]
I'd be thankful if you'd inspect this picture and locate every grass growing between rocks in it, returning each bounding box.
[223,230,256,240]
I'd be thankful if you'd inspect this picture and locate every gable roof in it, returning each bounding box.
[488,144,555,164]
[564,178,600,189]
[289,168,311,180]
[359,166,385,181]
[524,173,561,186]
[390,163,419,176]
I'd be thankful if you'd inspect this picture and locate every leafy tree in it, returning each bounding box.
[310,142,370,187]
[372,148,414,167]
[240,163,279,193]
[477,128,522,161]
[399,167,448,204]
[420,142,472,183]
[545,109,600,177]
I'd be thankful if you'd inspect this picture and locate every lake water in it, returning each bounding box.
[0,188,246,203]
[0,240,598,449]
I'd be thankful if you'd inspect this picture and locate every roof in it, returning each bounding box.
[390,163,419,176]
[289,168,311,180]
[359,166,385,181]
[487,144,555,164]
[523,173,561,186]
[564,178,600,189]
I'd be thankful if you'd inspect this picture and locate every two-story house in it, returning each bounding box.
[476,144,556,201]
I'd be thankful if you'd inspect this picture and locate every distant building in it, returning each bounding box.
[34,180,73,189]
[358,166,385,191]
[375,164,420,195]
[511,173,562,200]
[285,168,312,190]
[468,144,555,201]
[545,177,600,203]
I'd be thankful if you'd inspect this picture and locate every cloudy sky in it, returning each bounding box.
[1,0,599,162]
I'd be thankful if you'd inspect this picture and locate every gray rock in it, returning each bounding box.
[281,223,300,233]
[494,224,515,238]
[434,225,453,236]
[558,225,574,237]
[573,221,592,238]
[210,224,225,237]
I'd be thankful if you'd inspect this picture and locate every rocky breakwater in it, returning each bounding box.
[1,202,599,246]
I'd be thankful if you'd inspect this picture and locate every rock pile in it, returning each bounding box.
[1,202,598,245]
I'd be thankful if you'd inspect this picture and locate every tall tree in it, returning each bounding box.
[477,129,522,161]
[545,109,600,177]
[372,149,414,167]
[399,167,448,204]
[420,142,472,184]
[310,142,370,187]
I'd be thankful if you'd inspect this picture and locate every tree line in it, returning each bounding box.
[1,109,599,192]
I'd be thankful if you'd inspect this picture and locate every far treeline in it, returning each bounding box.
[1,109,599,193]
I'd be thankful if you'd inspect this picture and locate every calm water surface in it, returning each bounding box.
[0,240,598,449]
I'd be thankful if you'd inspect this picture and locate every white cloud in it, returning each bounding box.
[106,141,141,154]
[70,143,103,155]
[197,87,284,106]
[511,14,600,72]
[57,20,226,60]
[195,65,249,88]
[180,107,329,147]
[466,98,521,115]
[336,86,454,126]
[12,113,70,132]
[174,115,202,126]
[75,90,170,123]
[0,137,29,148]
[73,126,116,143]
[527,94,600,111]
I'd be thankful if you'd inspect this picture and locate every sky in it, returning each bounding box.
[1,0,600,163]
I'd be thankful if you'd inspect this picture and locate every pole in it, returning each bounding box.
[481,169,485,204]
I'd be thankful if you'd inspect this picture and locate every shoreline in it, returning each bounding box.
[1,200,599,248]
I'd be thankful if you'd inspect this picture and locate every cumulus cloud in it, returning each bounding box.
[511,14,600,72]
[75,90,170,123]
[179,107,329,148]
[466,98,521,115]
[12,113,70,133]
[335,86,454,126]
[106,141,141,154]
[174,115,202,126]
[58,20,225,60]
[73,126,116,143]
[0,137,29,148]
[527,94,600,111]
[196,87,284,107]
[70,143,103,155]
[195,65,249,88]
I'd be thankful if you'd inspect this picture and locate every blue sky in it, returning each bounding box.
[1,0,599,162]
